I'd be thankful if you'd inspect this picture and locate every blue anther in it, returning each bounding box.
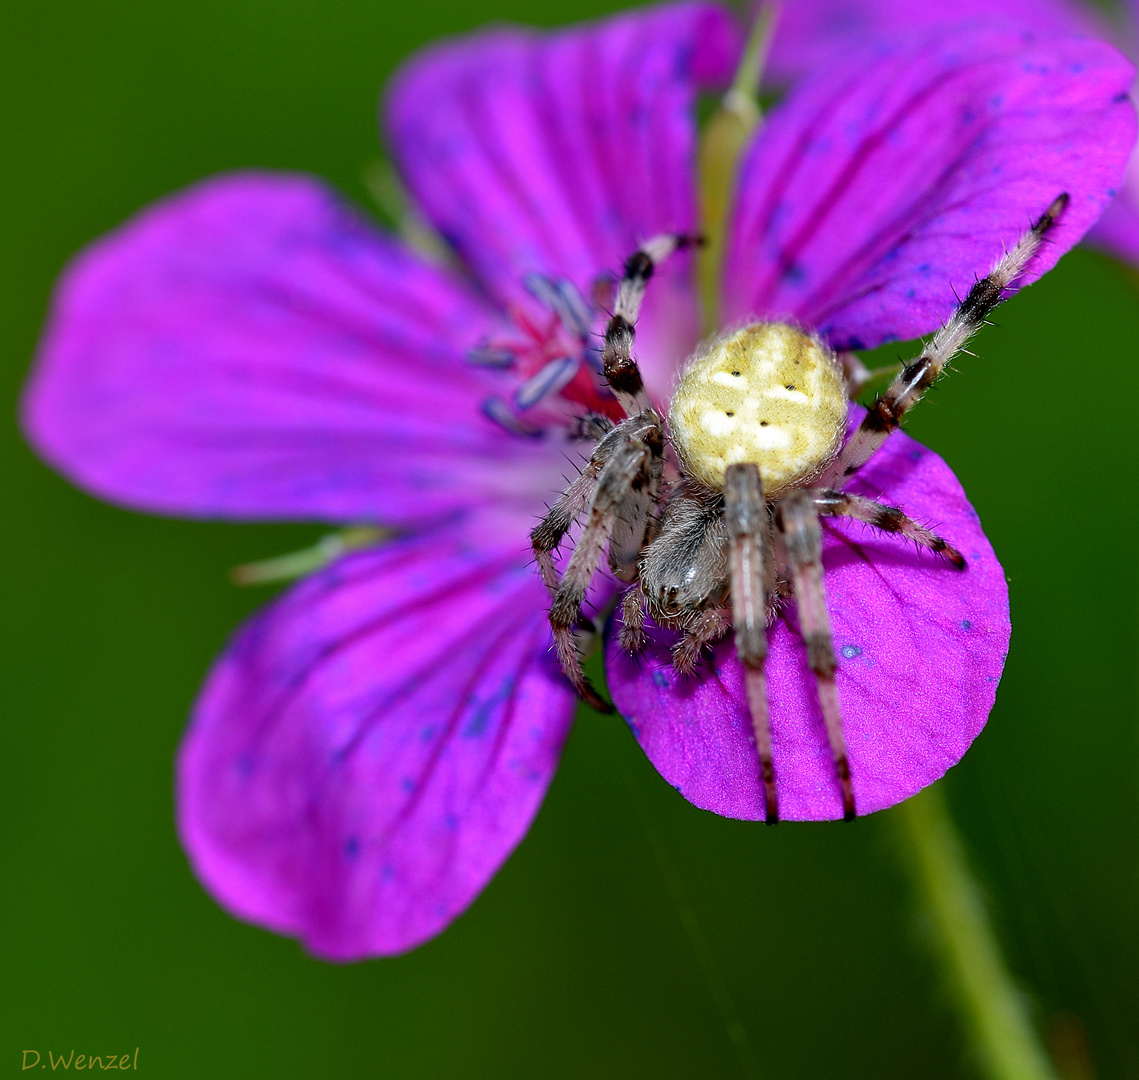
[481,396,544,438]
[467,345,516,368]
[524,273,594,341]
[514,356,579,410]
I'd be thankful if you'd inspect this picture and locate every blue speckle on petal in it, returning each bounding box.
[652,669,670,688]
[444,813,459,831]
[463,675,515,737]
[961,620,972,630]
[400,776,416,793]
[841,644,862,659]
[344,835,360,859]
[234,754,253,778]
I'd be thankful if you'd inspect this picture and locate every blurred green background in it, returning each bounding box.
[3,1,1138,1077]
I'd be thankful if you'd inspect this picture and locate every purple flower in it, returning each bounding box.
[771,0,1139,264]
[21,3,1135,958]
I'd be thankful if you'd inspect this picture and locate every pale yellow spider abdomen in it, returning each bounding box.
[668,322,847,495]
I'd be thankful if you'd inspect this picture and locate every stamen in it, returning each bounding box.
[467,345,516,368]
[481,396,544,438]
[554,279,594,339]
[514,356,580,410]
[231,526,390,585]
[697,1,779,330]
[524,273,596,343]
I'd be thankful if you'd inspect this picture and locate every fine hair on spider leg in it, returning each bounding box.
[532,233,702,708]
[534,196,1065,820]
[601,233,703,415]
[820,192,1069,486]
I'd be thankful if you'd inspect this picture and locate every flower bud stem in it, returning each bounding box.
[894,784,1061,1080]
[231,526,389,585]
[697,2,779,331]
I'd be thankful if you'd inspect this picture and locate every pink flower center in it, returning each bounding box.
[471,275,624,436]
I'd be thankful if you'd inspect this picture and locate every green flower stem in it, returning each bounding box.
[697,2,778,331]
[893,784,1060,1080]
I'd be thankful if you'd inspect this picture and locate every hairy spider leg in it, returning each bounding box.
[822,193,1069,486]
[778,490,856,820]
[546,423,663,712]
[602,233,702,415]
[812,490,966,568]
[534,234,700,705]
[531,449,609,596]
[724,463,779,823]
[532,410,663,589]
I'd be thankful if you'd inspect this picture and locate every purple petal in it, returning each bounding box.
[722,27,1137,351]
[768,0,1103,84]
[23,172,564,525]
[605,419,1010,822]
[1085,152,1139,262]
[383,2,740,399]
[178,526,575,959]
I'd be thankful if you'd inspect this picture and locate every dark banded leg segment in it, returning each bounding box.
[602,234,702,415]
[822,193,1068,486]
[724,463,778,823]
[779,491,856,820]
[812,490,966,569]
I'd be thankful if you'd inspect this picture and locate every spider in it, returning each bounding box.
[531,194,1068,823]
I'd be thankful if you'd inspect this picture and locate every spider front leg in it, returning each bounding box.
[535,232,696,704]
[602,233,701,414]
[531,411,657,594]
[812,490,966,568]
[723,463,778,823]
[778,490,855,820]
[547,422,663,711]
[531,454,607,596]
[821,193,1068,486]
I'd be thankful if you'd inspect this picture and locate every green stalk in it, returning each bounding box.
[697,3,778,331]
[893,785,1060,1080]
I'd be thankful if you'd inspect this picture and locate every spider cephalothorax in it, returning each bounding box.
[533,195,1067,822]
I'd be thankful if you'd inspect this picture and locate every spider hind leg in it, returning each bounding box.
[779,490,856,821]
